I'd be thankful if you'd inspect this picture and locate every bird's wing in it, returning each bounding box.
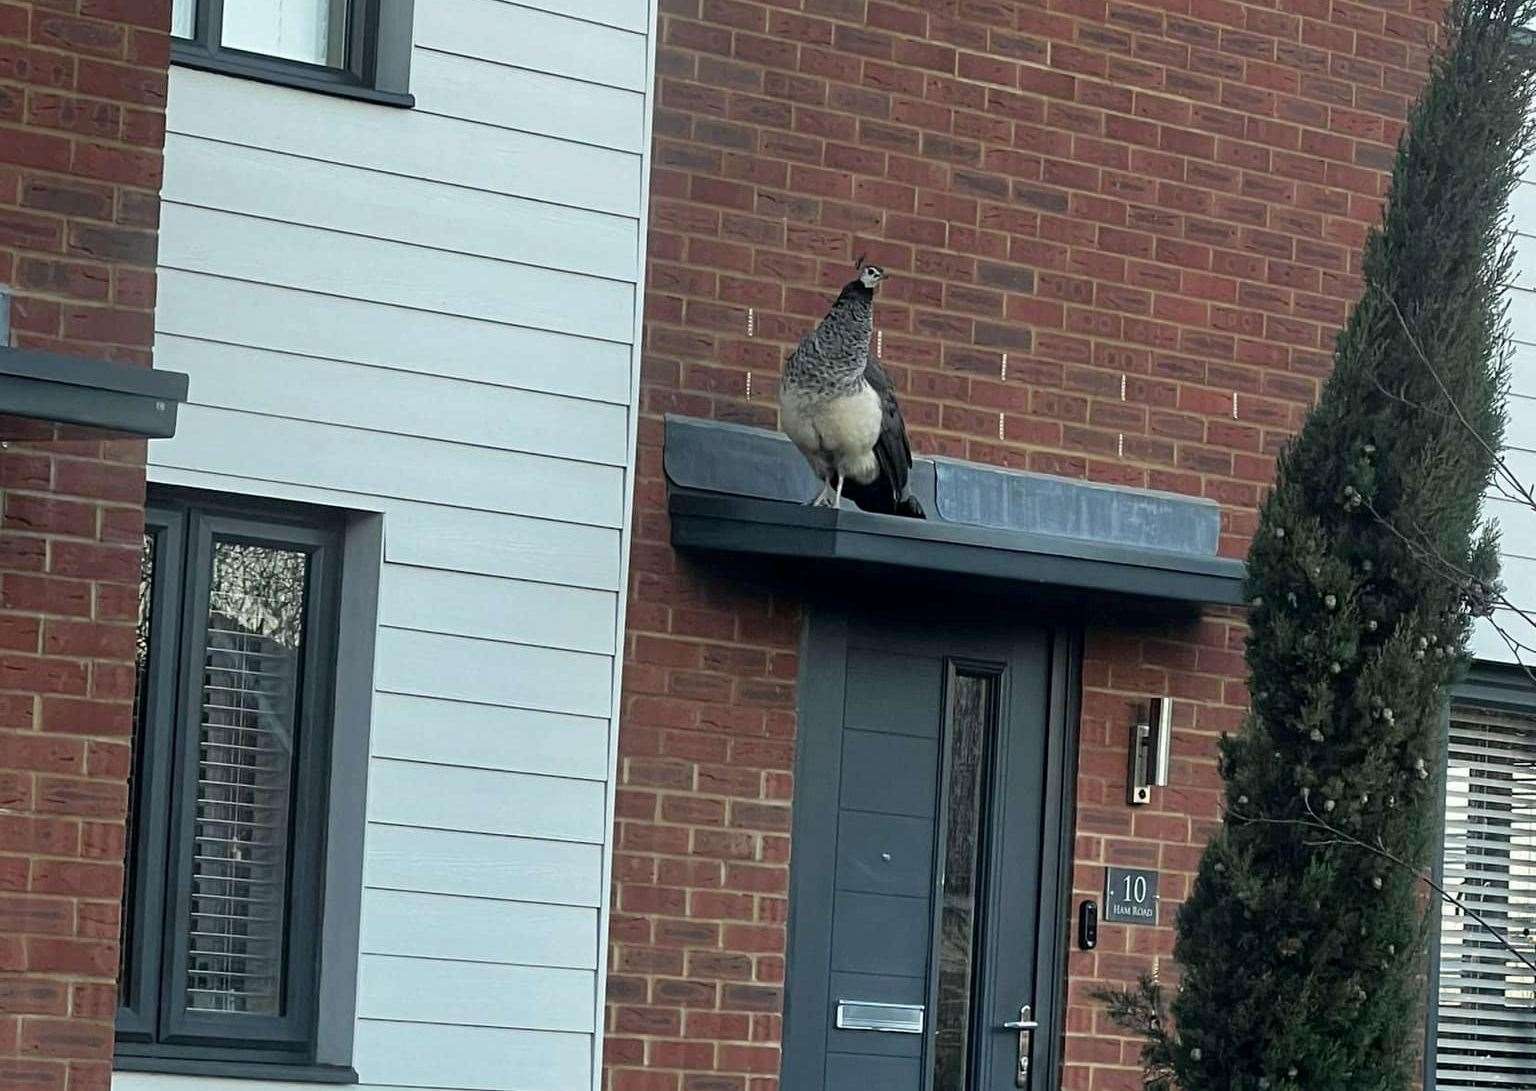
[862,355,913,495]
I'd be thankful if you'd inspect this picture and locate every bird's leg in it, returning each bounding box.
[833,474,845,508]
[810,479,835,507]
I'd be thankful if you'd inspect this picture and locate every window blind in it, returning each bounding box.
[1436,707,1536,1089]
[186,541,308,1016]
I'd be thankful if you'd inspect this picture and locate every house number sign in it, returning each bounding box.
[1104,866,1159,925]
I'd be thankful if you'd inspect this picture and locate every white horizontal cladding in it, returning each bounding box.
[112,1076,322,1091]
[1509,342,1536,402]
[353,1020,589,1090]
[168,68,642,216]
[157,270,631,406]
[379,565,618,655]
[357,954,596,1033]
[370,692,608,781]
[412,49,645,153]
[361,889,598,969]
[506,0,647,34]
[381,504,621,591]
[156,407,624,528]
[1515,178,1536,225]
[376,628,614,718]
[365,824,601,906]
[142,462,622,593]
[162,134,639,282]
[1509,232,1536,293]
[368,758,608,843]
[414,0,648,89]
[1471,606,1531,662]
[159,204,636,344]
[1484,495,1536,560]
[1505,286,1536,351]
[157,336,631,467]
[1510,390,1536,452]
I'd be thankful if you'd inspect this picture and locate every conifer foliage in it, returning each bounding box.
[1104,3,1536,1088]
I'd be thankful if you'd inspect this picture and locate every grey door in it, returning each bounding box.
[783,610,1073,1091]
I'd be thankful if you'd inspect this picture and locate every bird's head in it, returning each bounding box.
[856,263,887,290]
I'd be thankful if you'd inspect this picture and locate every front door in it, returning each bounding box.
[782,609,1073,1091]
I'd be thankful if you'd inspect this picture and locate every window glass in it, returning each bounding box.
[170,0,194,39]
[220,0,349,68]
[186,542,309,1015]
[1436,706,1536,1087]
[119,530,158,1004]
[932,672,997,1091]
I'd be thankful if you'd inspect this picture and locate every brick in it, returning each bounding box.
[0,1058,66,1091]
[38,698,128,737]
[0,732,84,775]
[31,14,128,58]
[68,985,115,1021]
[0,896,73,938]
[66,223,156,265]
[47,541,139,582]
[0,207,65,251]
[24,938,115,977]
[41,620,134,661]
[35,778,125,821]
[0,816,78,856]
[26,94,121,140]
[18,1017,113,1058]
[59,305,155,346]
[69,142,162,190]
[0,656,87,696]
[0,979,68,1016]
[50,459,144,505]
[74,57,168,106]
[0,44,75,89]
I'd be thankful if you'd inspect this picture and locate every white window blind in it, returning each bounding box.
[1437,707,1536,1089]
[186,541,307,1016]
[221,0,349,67]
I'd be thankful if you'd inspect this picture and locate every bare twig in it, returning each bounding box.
[1379,287,1536,509]
[1231,796,1536,977]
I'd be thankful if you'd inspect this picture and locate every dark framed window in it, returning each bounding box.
[170,0,414,107]
[118,491,347,1079]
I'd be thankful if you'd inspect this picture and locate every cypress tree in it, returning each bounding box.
[1104,2,1536,1088]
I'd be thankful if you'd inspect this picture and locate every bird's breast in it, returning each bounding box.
[804,383,881,456]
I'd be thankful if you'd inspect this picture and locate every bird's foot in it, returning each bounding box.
[809,483,836,507]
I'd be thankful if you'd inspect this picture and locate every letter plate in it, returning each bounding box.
[834,1000,925,1034]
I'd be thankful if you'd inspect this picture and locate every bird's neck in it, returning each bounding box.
[836,281,875,307]
[784,282,876,393]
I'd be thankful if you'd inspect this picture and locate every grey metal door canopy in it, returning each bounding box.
[662,414,1246,608]
[0,344,190,439]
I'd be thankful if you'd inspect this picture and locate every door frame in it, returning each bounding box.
[781,602,1083,1091]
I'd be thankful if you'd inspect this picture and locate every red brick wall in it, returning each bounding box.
[609,1,1438,1089]
[0,2,170,1090]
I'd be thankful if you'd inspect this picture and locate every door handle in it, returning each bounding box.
[998,1005,1037,1088]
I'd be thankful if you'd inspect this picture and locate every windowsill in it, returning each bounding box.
[114,1053,358,1084]
[170,49,414,108]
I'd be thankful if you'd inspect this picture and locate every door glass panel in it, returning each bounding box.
[185,541,308,1015]
[933,671,997,1091]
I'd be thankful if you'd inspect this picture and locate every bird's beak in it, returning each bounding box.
[854,252,866,269]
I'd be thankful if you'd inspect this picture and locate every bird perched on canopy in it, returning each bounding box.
[779,262,925,518]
